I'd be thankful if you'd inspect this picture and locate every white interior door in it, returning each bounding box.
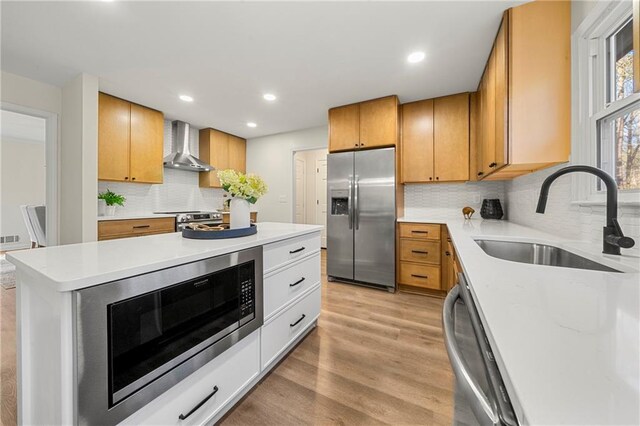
[315,158,328,247]
[294,156,306,224]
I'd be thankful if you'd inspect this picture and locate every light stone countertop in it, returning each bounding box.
[399,214,639,425]
[7,222,322,292]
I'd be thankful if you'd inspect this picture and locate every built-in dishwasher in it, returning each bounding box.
[443,273,519,426]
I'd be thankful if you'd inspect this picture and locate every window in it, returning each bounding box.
[573,1,640,203]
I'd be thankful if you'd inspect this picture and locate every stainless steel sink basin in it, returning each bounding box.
[475,239,622,273]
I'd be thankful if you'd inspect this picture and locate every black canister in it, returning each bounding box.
[480,199,503,219]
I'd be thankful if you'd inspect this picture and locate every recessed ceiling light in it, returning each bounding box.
[263,93,277,101]
[246,122,257,128]
[179,95,194,102]
[407,51,425,64]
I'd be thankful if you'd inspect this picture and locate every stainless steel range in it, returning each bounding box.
[154,210,222,231]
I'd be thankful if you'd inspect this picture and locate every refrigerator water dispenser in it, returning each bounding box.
[330,190,349,215]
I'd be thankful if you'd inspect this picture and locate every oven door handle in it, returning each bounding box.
[442,285,498,425]
[178,385,219,421]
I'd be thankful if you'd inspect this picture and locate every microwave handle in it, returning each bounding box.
[442,285,498,425]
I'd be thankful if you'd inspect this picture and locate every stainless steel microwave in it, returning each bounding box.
[73,246,263,425]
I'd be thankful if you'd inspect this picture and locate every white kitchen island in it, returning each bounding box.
[7,222,323,426]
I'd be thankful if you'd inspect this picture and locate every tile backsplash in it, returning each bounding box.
[505,164,640,245]
[98,120,226,215]
[404,181,506,218]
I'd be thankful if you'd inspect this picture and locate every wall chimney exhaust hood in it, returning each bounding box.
[163,120,214,172]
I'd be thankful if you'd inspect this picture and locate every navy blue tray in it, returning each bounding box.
[182,224,257,239]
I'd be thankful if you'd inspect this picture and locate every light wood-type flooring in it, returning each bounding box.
[0,250,453,426]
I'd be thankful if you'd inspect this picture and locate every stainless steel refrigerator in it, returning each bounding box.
[327,147,396,291]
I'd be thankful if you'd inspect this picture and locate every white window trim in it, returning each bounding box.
[571,0,640,207]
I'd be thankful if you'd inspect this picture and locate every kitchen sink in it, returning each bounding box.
[474,239,622,273]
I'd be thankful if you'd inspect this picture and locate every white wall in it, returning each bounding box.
[246,126,328,222]
[0,134,46,249]
[60,73,98,244]
[98,120,226,215]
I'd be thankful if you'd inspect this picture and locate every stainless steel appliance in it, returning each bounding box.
[443,274,519,426]
[74,246,263,425]
[327,147,396,291]
[154,210,223,231]
[163,120,214,171]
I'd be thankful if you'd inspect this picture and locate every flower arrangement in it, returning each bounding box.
[217,169,267,204]
[98,189,126,206]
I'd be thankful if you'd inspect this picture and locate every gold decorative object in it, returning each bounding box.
[462,207,475,219]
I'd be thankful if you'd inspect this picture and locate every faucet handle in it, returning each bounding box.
[608,219,635,249]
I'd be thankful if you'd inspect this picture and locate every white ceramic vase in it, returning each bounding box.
[230,198,250,229]
[105,205,116,216]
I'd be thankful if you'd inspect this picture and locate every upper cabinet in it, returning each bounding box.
[328,95,399,152]
[477,1,571,180]
[199,128,246,188]
[401,93,470,183]
[98,92,164,184]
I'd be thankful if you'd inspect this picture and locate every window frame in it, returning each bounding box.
[572,0,640,205]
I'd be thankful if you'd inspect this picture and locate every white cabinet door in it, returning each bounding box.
[264,254,321,320]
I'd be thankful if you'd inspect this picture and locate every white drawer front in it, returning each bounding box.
[120,330,260,426]
[263,232,321,272]
[261,286,321,370]
[264,254,321,319]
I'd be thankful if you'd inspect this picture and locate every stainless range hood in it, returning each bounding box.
[163,120,214,172]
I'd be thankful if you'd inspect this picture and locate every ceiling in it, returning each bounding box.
[1,1,525,139]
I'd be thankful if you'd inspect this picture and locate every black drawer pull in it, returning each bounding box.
[178,385,219,420]
[445,251,451,256]
[290,314,306,327]
[411,250,428,254]
[290,277,306,287]
[411,274,429,279]
[289,247,305,254]
[411,230,428,234]
[132,225,151,229]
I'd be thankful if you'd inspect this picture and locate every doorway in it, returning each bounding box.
[0,105,58,251]
[293,148,328,248]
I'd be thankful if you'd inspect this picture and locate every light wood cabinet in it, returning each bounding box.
[476,2,570,180]
[98,93,164,184]
[328,96,398,152]
[397,222,450,295]
[401,93,469,183]
[329,104,360,151]
[401,100,434,182]
[98,217,175,241]
[199,128,246,188]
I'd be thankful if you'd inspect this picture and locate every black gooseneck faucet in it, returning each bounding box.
[536,165,635,255]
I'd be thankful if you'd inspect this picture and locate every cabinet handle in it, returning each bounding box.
[429,177,433,181]
[132,177,136,181]
[178,385,219,420]
[290,314,306,327]
[290,277,306,287]
[355,143,359,147]
[489,162,497,168]
[436,177,439,181]
[445,251,451,256]
[411,250,428,254]
[289,247,305,254]
[477,172,484,177]
[411,230,428,234]
[124,177,129,180]
[132,225,150,229]
[411,274,429,279]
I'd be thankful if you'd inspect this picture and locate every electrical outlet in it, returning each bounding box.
[278,195,287,203]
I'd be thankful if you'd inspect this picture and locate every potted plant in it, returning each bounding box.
[217,169,267,229]
[98,189,126,216]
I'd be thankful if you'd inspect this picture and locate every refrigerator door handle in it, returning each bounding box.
[348,175,353,230]
[354,175,360,230]
[443,285,499,425]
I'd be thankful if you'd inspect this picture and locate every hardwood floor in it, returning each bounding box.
[0,287,16,426]
[220,250,454,425]
[0,250,454,426]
